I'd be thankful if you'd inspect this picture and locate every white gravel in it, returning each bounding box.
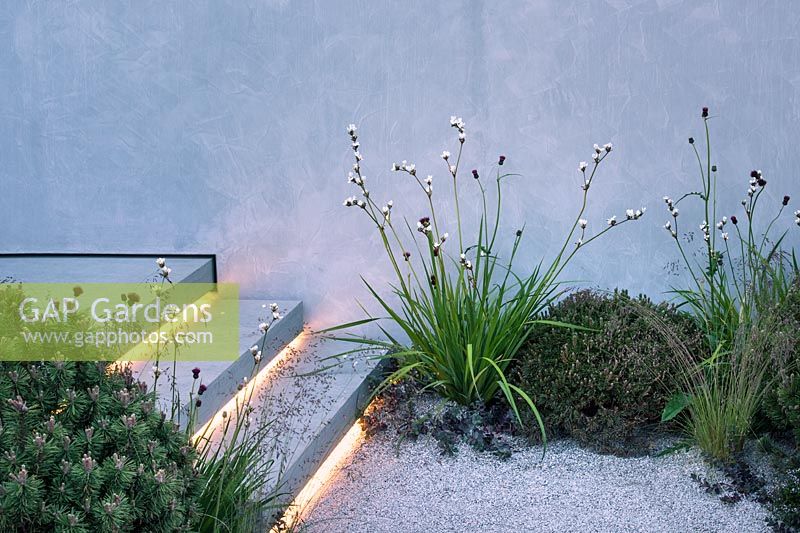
[302,436,769,532]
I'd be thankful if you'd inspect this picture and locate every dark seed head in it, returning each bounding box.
[471,169,479,179]
[757,178,767,187]
[516,229,523,237]
[731,215,738,225]
[191,367,201,379]
[702,107,709,118]
[750,170,759,178]
[198,384,207,395]
[498,155,506,166]
[711,165,717,172]
[783,195,790,206]
[688,137,694,144]
[195,399,202,408]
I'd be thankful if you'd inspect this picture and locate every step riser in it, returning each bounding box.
[190,301,304,429]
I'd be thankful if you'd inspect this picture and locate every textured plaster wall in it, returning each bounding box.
[1,1,799,326]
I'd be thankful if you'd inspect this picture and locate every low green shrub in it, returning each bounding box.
[771,463,800,531]
[763,279,800,442]
[0,361,200,531]
[511,289,704,452]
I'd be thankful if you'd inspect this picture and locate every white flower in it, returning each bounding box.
[716,221,724,230]
[449,164,457,175]
[259,322,269,333]
[575,238,583,247]
[250,345,259,356]
[579,162,588,172]
[441,151,450,160]
[458,132,466,142]
[159,266,172,279]
[440,233,449,242]
[579,218,588,229]
[272,311,282,320]
[156,257,166,268]
[603,143,613,152]
[347,124,357,135]
[794,210,800,217]
[406,163,416,174]
[460,253,467,261]
[425,175,433,185]
[343,196,357,207]
[450,116,465,131]
[607,216,617,226]
[624,208,645,221]
[353,163,360,172]
[354,151,363,161]
[382,205,391,216]
[592,152,601,163]
[721,232,729,241]
[664,221,672,230]
[392,163,400,171]
[387,200,394,209]
[270,303,279,312]
[425,186,433,197]
[593,144,602,154]
[671,208,680,217]
[352,141,359,150]
[151,365,162,379]
[357,200,366,208]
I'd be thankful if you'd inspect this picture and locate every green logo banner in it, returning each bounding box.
[0,282,240,361]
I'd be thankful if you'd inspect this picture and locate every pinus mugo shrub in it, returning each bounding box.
[511,290,704,452]
[763,278,800,442]
[0,361,200,532]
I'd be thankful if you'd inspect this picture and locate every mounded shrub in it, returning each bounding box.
[511,289,704,453]
[0,361,201,531]
[763,279,800,442]
[771,464,800,531]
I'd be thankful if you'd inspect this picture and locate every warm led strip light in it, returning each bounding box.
[192,331,309,441]
[272,420,365,531]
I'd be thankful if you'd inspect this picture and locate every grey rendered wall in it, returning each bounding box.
[1,1,798,326]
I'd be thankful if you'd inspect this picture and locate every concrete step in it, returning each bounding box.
[0,253,216,284]
[191,319,386,529]
[251,332,385,527]
[128,299,304,429]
